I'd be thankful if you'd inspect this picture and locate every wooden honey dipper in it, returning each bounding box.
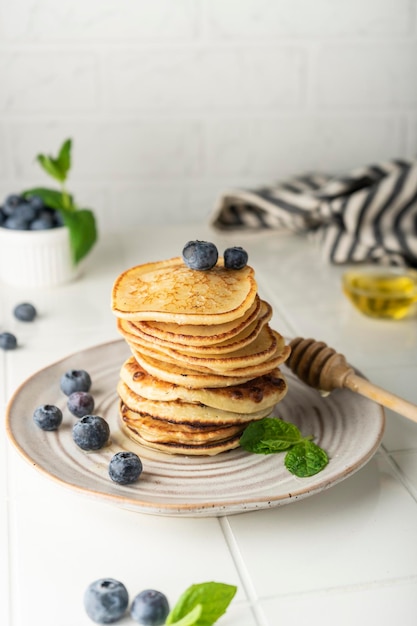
[287,337,417,424]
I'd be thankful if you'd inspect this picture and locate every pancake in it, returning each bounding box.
[119,300,272,355]
[119,415,243,456]
[112,256,257,325]
[131,344,291,388]
[120,404,245,442]
[117,380,274,425]
[120,357,288,413]
[133,296,262,347]
[122,326,283,374]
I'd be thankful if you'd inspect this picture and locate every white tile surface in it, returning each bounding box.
[226,455,417,597]
[260,579,417,626]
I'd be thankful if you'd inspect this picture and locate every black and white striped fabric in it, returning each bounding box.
[210,159,417,267]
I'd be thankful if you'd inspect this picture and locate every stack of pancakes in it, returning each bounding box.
[111,256,291,455]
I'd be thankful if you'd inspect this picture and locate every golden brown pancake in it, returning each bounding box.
[119,413,243,456]
[120,357,288,413]
[132,296,262,347]
[122,326,284,374]
[131,344,290,388]
[119,300,272,355]
[120,404,246,443]
[117,380,274,425]
[111,257,257,324]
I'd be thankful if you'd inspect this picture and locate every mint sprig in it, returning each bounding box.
[166,582,237,626]
[239,417,329,477]
[22,139,97,265]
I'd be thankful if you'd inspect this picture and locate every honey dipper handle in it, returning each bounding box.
[344,372,417,424]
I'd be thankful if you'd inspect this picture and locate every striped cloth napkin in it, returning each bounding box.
[210,159,417,267]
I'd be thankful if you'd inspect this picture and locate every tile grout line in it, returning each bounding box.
[218,515,268,626]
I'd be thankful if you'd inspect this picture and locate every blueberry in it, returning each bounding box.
[224,246,248,270]
[0,332,17,350]
[3,214,30,230]
[3,194,22,216]
[67,391,95,418]
[13,302,37,322]
[109,451,143,485]
[27,194,45,212]
[72,415,110,451]
[84,578,129,624]
[33,404,63,431]
[182,240,218,271]
[130,589,170,626]
[30,215,55,230]
[54,209,65,226]
[60,369,92,396]
[14,201,37,223]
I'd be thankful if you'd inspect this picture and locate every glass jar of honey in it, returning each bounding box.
[342,267,417,320]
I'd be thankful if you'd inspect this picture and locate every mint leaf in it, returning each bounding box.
[285,440,329,477]
[61,208,97,264]
[36,154,65,183]
[56,138,72,178]
[36,138,71,183]
[21,187,74,212]
[168,604,203,626]
[166,582,237,626]
[239,417,302,454]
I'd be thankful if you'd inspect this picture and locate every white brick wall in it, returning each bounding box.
[0,0,416,232]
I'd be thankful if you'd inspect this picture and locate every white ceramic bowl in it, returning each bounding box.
[0,226,80,288]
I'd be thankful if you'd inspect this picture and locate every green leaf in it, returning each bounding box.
[36,138,72,183]
[21,187,74,212]
[56,138,72,178]
[166,582,237,626]
[168,605,203,626]
[284,440,329,477]
[239,418,303,454]
[36,154,66,183]
[61,208,97,264]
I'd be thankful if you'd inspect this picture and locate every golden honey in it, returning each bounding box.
[342,269,417,320]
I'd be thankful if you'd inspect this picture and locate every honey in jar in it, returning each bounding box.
[342,268,417,320]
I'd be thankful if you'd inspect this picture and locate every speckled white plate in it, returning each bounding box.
[5,339,385,517]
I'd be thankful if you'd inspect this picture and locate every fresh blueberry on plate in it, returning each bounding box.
[224,246,248,270]
[109,451,143,485]
[84,578,129,624]
[72,415,110,451]
[33,405,63,431]
[13,302,37,322]
[67,391,95,418]
[130,589,170,625]
[182,240,218,271]
[60,369,92,396]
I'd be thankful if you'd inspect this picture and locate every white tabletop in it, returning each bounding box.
[2,224,417,626]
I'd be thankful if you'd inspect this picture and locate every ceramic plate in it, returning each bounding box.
[5,339,385,517]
